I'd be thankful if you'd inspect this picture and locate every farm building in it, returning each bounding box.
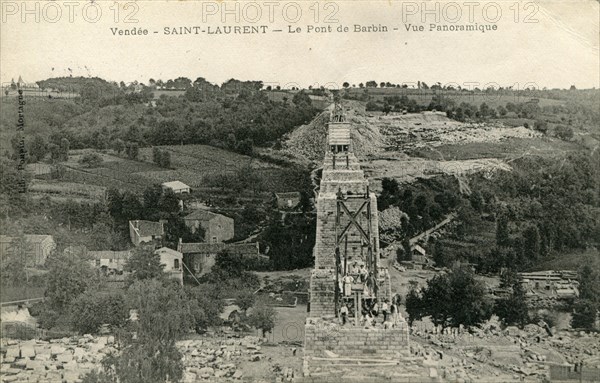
[155,247,184,285]
[129,220,164,246]
[88,250,131,274]
[274,192,302,210]
[162,181,191,194]
[183,210,234,243]
[178,241,261,276]
[0,235,56,266]
[411,244,430,265]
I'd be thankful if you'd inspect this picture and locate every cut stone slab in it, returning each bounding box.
[20,345,36,358]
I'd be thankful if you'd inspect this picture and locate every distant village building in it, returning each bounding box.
[0,235,56,266]
[178,242,261,275]
[519,270,579,299]
[88,250,131,274]
[155,247,183,285]
[129,220,164,246]
[161,181,191,194]
[183,210,234,243]
[275,192,302,210]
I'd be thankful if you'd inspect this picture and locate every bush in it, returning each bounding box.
[247,298,277,337]
[554,125,574,141]
[29,301,61,330]
[78,152,103,168]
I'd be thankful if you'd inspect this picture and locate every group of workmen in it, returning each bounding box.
[339,295,406,328]
[339,261,373,298]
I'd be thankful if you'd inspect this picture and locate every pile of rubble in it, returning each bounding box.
[410,319,600,382]
[0,335,116,383]
[178,336,264,382]
[0,334,289,383]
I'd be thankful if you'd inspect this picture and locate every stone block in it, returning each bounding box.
[56,352,73,363]
[20,345,36,359]
[5,346,20,359]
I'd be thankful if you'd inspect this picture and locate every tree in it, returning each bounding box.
[406,267,492,328]
[342,82,350,88]
[159,150,171,168]
[152,147,162,166]
[112,139,126,155]
[107,188,124,221]
[496,214,510,247]
[571,265,600,330]
[405,287,424,326]
[235,290,255,315]
[69,291,128,334]
[123,246,166,286]
[59,138,70,161]
[522,225,541,262]
[126,142,139,160]
[142,184,162,221]
[571,300,597,330]
[158,189,180,216]
[0,235,33,286]
[45,252,94,311]
[534,120,548,133]
[247,298,277,337]
[121,191,143,221]
[98,279,195,383]
[494,276,529,327]
[27,135,47,163]
[185,285,224,332]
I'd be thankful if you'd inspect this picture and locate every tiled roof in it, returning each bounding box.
[130,220,164,236]
[0,235,53,244]
[184,209,231,222]
[179,242,259,257]
[88,250,131,260]
[162,181,190,190]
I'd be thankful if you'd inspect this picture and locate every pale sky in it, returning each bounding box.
[1,0,598,89]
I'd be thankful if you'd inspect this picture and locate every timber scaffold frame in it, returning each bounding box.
[333,186,379,317]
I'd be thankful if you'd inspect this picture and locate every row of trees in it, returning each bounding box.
[406,263,600,331]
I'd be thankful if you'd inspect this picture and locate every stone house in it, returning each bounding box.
[178,242,260,275]
[183,210,234,243]
[155,247,183,285]
[129,220,164,246]
[88,250,131,274]
[0,235,56,266]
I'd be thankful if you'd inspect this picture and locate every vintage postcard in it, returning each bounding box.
[1,1,599,382]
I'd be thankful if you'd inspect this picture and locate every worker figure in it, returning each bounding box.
[340,304,349,325]
[342,274,354,297]
[350,262,360,275]
[381,299,389,323]
[389,299,398,326]
[359,264,368,283]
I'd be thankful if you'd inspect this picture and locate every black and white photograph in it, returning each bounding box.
[1,1,599,382]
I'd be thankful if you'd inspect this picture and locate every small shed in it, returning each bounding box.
[275,192,301,210]
[162,181,191,194]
